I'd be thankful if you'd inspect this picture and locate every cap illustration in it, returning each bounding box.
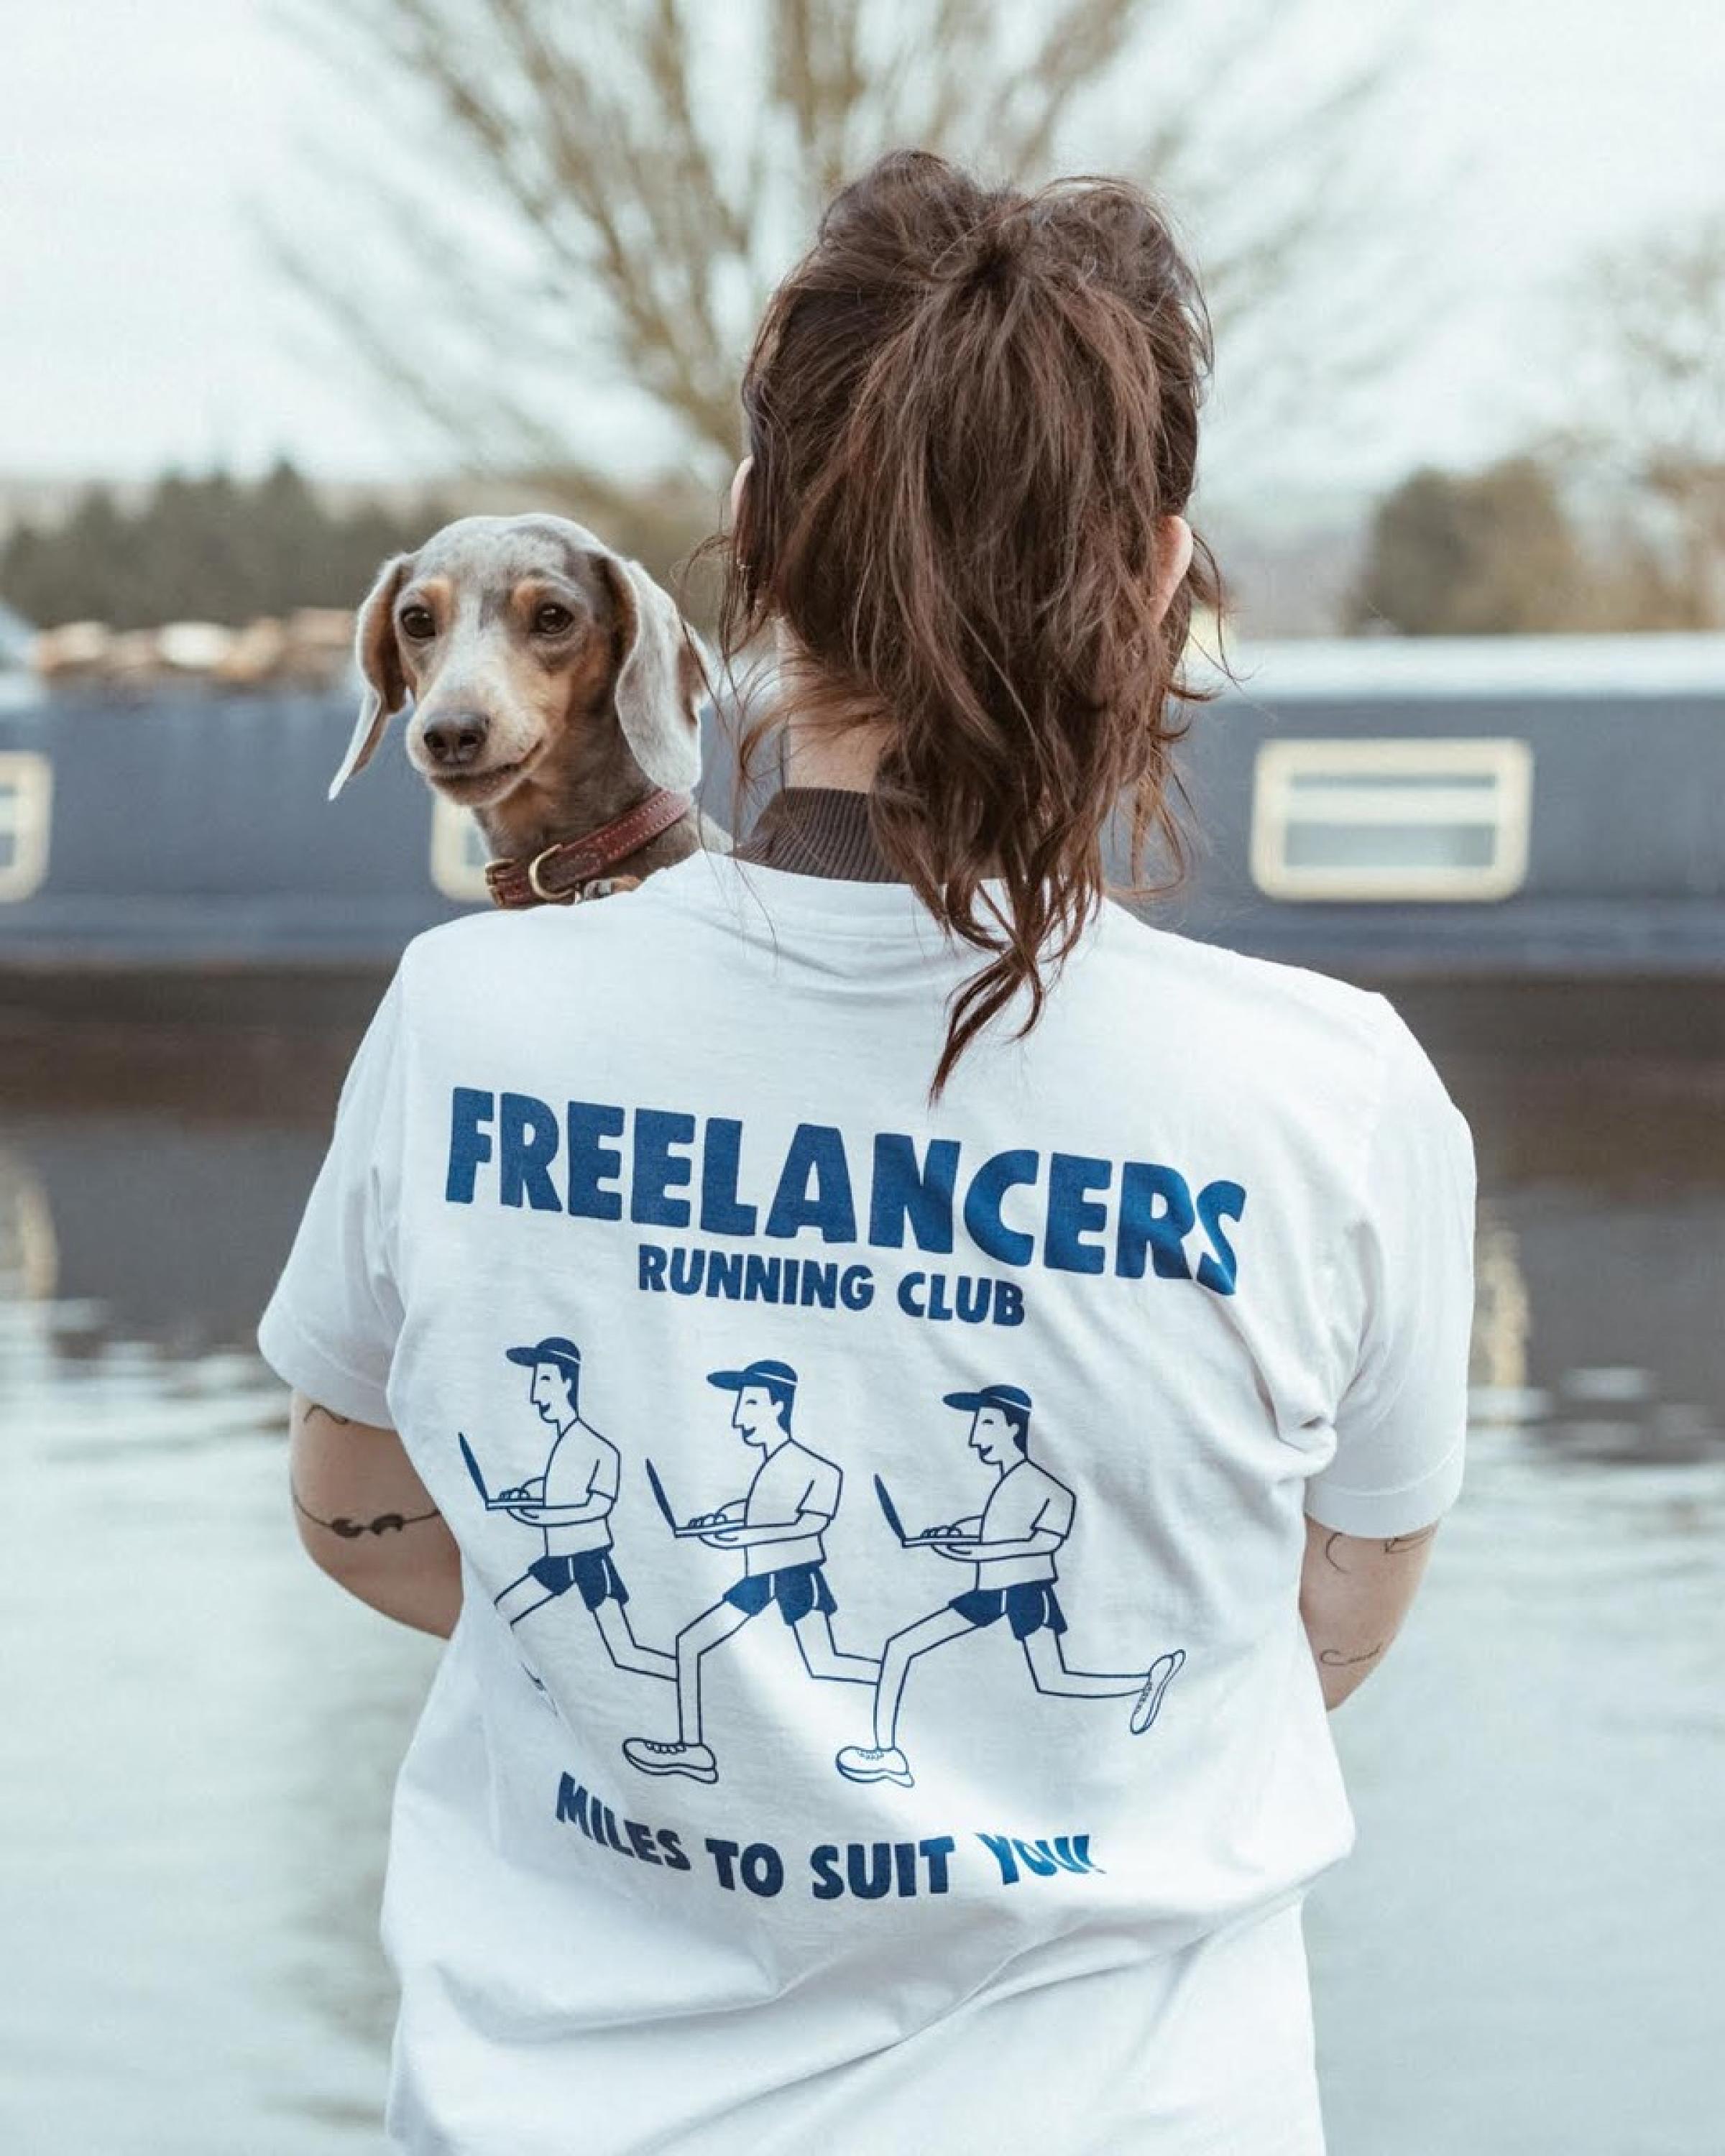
[942,1383,1033,1416]
[707,1358,799,1395]
[505,1335,583,1379]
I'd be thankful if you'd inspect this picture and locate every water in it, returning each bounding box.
[2,985,1721,2156]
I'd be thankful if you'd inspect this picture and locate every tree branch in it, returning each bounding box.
[277,0,1410,497]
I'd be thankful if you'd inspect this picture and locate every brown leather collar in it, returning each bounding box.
[484,787,693,909]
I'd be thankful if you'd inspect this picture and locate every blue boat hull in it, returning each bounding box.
[4,645,1724,980]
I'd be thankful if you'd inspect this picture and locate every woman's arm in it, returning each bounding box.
[288,1391,462,1639]
[1298,1515,1439,1710]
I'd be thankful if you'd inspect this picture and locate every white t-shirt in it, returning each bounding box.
[972,1457,1072,1588]
[259,849,1476,2156]
[737,1438,839,1576]
[539,1420,617,1557]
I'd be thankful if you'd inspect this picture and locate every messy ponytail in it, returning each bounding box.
[718,149,1221,1099]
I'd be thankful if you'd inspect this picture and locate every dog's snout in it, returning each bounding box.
[421,711,490,768]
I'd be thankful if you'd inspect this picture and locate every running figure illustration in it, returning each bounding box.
[623,1358,878,1786]
[479,1336,673,1681]
[837,1383,1185,1789]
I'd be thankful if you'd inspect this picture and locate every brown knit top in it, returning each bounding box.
[730,787,897,883]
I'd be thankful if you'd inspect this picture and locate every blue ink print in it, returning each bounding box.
[623,1357,878,1786]
[837,1383,1185,1790]
[465,1336,673,1682]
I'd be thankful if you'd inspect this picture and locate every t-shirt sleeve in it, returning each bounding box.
[1036,1474,1077,1541]
[590,1441,620,1505]
[256,975,407,1426]
[1305,1000,1478,1538]
[806,1455,842,1521]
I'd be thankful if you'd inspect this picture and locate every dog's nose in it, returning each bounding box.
[421,712,490,768]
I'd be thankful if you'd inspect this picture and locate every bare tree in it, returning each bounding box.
[1560,216,1725,627]
[275,0,1415,540]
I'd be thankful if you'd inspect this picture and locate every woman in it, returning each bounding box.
[264,151,1476,2156]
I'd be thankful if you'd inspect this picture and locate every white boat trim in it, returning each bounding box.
[1190,632,1725,700]
[0,750,52,902]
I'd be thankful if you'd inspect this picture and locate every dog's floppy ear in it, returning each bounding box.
[330,553,413,800]
[597,552,704,795]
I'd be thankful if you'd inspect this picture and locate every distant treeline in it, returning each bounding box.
[0,462,450,631]
[9,451,1716,643]
[1350,455,1723,636]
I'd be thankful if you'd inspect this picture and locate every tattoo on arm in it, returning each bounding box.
[1318,1641,1386,1669]
[1319,1524,1438,1574]
[290,1480,440,1540]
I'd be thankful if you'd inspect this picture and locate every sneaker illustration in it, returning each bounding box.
[622,1738,719,1784]
[835,1743,915,1788]
[1129,1648,1186,1736]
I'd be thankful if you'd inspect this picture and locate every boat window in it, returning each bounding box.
[0,752,52,901]
[1250,737,1532,901]
[429,798,491,901]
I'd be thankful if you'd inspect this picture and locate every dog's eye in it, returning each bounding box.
[398,605,436,640]
[532,603,574,635]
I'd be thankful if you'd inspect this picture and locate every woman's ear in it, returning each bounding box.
[728,455,756,584]
[729,456,754,532]
[1150,515,1195,627]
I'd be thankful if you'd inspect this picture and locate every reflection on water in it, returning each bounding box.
[0,1263,438,2155]
[1,985,1722,2156]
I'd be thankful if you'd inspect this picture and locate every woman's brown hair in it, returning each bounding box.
[718,149,1221,1098]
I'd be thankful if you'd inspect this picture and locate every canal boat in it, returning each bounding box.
[2,634,1723,982]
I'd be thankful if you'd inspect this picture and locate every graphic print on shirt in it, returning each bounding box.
[461,1335,674,1681]
[622,1357,879,1786]
[835,1383,1187,1791]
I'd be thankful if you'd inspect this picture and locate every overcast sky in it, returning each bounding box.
[2,0,1721,502]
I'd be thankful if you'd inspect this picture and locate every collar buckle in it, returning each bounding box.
[528,843,586,905]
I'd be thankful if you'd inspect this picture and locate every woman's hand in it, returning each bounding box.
[288,1391,462,1638]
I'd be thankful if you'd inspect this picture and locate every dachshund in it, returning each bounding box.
[331,514,724,900]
